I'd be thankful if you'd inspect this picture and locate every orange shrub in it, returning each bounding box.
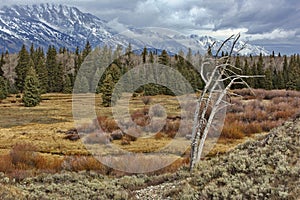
[0,154,14,173]
[273,110,294,120]
[241,122,263,135]
[104,118,119,132]
[260,120,282,132]
[221,122,244,139]
[154,132,164,140]
[62,156,107,172]
[164,119,180,134]
[35,155,63,172]
[10,143,37,169]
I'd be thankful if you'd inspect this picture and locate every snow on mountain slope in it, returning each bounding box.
[0,4,269,56]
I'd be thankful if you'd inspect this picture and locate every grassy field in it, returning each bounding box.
[1,89,300,176]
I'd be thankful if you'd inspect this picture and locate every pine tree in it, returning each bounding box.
[22,60,41,107]
[63,74,73,93]
[149,51,154,63]
[74,74,89,93]
[52,61,64,92]
[282,55,289,86]
[74,46,82,76]
[15,44,30,92]
[0,76,8,100]
[30,43,35,59]
[186,48,192,63]
[35,48,48,94]
[158,50,169,65]
[101,74,114,107]
[264,66,273,90]
[126,43,132,55]
[142,46,148,63]
[82,41,92,61]
[286,55,300,90]
[0,53,5,77]
[46,46,60,92]
[256,53,265,88]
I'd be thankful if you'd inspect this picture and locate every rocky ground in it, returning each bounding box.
[0,118,299,200]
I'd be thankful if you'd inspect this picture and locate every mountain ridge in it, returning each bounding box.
[0,3,269,55]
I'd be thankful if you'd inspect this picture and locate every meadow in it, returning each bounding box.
[1,88,300,179]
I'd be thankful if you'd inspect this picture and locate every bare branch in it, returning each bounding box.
[229,33,240,57]
[215,34,235,57]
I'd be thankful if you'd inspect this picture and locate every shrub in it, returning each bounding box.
[221,122,244,139]
[35,155,63,172]
[0,154,14,173]
[242,122,263,135]
[62,156,107,172]
[121,138,131,145]
[154,132,164,140]
[93,116,120,133]
[104,118,119,132]
[10,143,37,169]
[142,96,151,105]
[164,119,180,134]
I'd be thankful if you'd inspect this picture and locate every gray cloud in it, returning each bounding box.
[1,0,299,53]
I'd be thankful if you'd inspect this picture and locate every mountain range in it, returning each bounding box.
[0,3,269,55]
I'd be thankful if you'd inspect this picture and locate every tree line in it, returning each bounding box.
[0,42,299,107]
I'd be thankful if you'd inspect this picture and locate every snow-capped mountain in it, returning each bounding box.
[0,4,269,55]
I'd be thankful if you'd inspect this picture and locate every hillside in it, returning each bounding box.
[0,116,298,199]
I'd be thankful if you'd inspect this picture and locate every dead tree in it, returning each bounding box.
[190,34,263,172]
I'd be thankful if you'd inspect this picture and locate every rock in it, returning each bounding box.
[64,134,80,141]
[111,130,124,140]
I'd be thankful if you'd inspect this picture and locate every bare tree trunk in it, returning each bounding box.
[189,34,263,172]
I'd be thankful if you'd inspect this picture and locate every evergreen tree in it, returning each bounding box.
[264,66,273,90]
[113,44,123,61]
[282,55,289,86]
[74,46,82,76]
[30,43,35,59]
[75,74,89,93]
[158,50,169,66]
[15,44,30,92]
[286,55,300,90]
[0,76,8,100]
[125,43,133,61]
[46,46,59,92]
[82,41,92,61]
[186,48,192,63]
[0,53,5,77]
[63,74,73,93]
[35,48,48,94]
[256,53,265,88]
[52,62,64,92]
[101,74,114,107]
[149,51,154,63]
[22,61,41,107]
[142,46,148,63]
[273,68,285,89]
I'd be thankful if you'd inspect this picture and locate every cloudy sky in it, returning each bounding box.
[1,0,300,54]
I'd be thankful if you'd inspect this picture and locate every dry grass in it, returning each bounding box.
[1,89,299,177]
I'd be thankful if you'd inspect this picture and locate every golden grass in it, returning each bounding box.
[0,91,282,175]
[0,93,184,157]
